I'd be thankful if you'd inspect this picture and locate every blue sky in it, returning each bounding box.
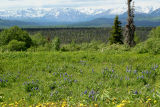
[0,0,159,9]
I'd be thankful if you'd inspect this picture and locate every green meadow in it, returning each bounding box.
[0,50,160,106]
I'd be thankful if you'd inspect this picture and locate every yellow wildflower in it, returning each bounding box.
[15,102,18,105]
[112,102,116,104]
[122,100,128,103]
[116,103,125,107]
[95,104,98,107]
[80,103,83,106]
[9,103,14,106]
[113,98,116,101]
[146,101,149,103]
[154,100,157,104]
[61,101,67,107]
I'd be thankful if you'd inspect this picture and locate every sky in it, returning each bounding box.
[0,0,159,9]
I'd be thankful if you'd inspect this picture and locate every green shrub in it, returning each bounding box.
[61,43,80,52]
[133,26,160,54]
[104,44,130,51]
[134,33,141,44]
[148,26,160,38]
[0,26,32,49]
[31,33,47,47]
[134,38,160,54]
[52,37,61,51]
[7,40,26,51]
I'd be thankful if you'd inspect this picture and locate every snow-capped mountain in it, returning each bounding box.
[0,7,159,23]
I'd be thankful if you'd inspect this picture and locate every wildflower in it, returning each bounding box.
[116,103,125,107]
[154,100,157,104]
[122,100,128,103]
[80,103,83,106]
[112,102,116,104]
[95,104,98,107]
[9,103,14,106]
[134,70,137,74]
[92,68,94,73]
[61,102,67,107]
[148,98,151,101]
[15,102,18,105]
[141,75,144,79]
[74,80,77,83]
[113,98,116,101]
[134,90,138,95]
[84,90,87,94]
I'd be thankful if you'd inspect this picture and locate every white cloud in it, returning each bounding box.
[0,0,159,9]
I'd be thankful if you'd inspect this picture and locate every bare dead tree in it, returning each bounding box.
[124,0,136,47]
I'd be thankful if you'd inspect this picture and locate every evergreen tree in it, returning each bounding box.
[109,16,123,44]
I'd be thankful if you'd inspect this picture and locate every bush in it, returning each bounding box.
[52,37,60,51]
[134,26,160,54]
[104,44,130,51]
[0,26,32,49]
[31,33,47,47]
[134,38,160,54]
[148,26,160,38]
[7,40,26,51]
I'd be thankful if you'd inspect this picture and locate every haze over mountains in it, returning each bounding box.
[0,6,160,27]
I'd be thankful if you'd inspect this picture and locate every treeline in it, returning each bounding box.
[11,27,152,44]
[0,26,159,54]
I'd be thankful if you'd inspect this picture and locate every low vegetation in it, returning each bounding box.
[0,25,160,106]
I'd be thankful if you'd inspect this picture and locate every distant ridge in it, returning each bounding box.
[0,7,160,28]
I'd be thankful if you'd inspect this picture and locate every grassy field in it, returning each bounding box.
[0,50,160,107]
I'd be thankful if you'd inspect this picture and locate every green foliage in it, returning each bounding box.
[134,26,160,55]
[31,33,47,47]
[109,16,123,44]
[24,81,39,92]
[20,27,151,45]
[61,41,80,52]
[104,44,130,52]
[52,37,60,51]
[135,38,160,54]
[134,33,141,44]
[0,26,32,49]
[7,40,26,51]
[149,26,160,38]
[61,41,101,52]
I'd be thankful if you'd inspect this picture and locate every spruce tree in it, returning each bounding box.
[109,16,123,44]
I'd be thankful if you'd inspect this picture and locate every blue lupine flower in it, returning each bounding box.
[134,70,137,74]
[141,75,144,79]
[92,68,94,73]
[134,90,138,95]
[50,92,53,96]
[74,80,77,83]
[92,96,94,100]
[84,90,87,94]
[64,78,67,81]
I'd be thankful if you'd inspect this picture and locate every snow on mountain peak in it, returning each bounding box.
[0,7,159,22]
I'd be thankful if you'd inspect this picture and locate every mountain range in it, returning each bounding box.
[0,7,160,27]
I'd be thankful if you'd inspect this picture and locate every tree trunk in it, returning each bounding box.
[124,0,136,47]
